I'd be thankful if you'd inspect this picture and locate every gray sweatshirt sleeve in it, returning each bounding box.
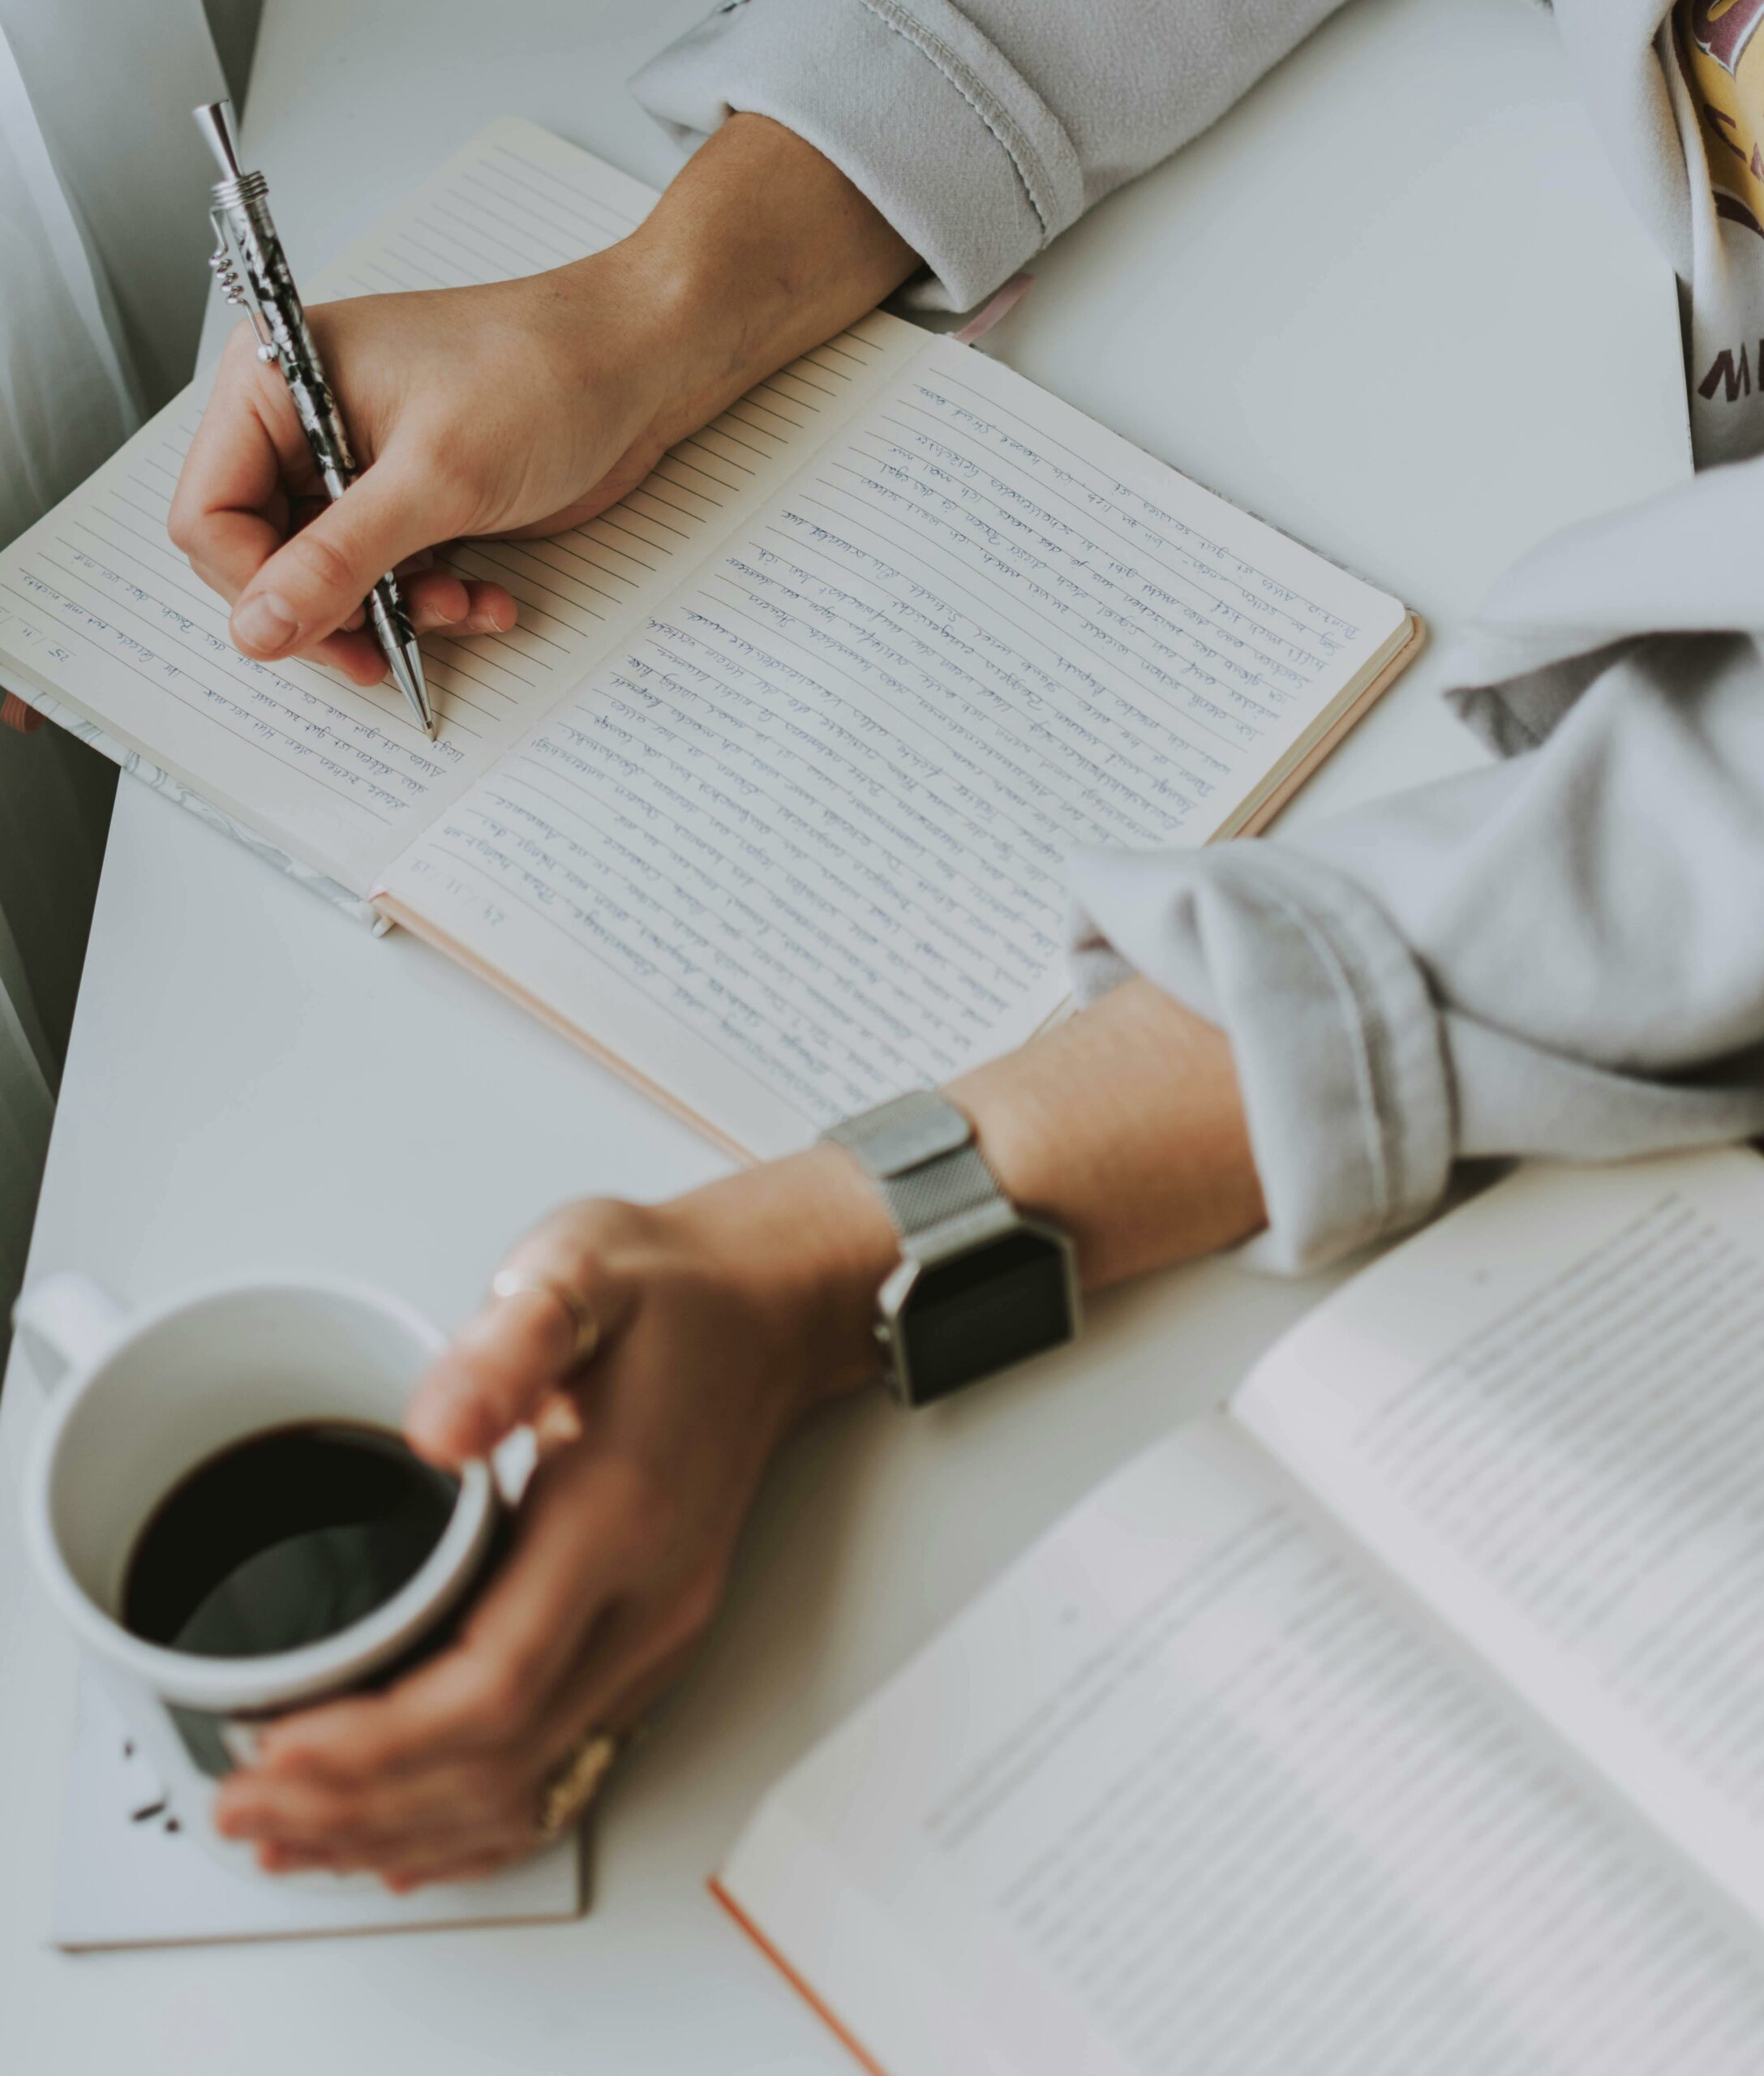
[630,0,1348,309]
[1069,463,1764,1273]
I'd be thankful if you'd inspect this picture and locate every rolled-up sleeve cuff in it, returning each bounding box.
[1067,843,1455,1275]
[629,0,1085,310]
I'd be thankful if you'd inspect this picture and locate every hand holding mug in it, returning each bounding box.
[212,1151,896,1889]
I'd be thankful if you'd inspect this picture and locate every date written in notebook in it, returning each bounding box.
[0,117,1421,1160]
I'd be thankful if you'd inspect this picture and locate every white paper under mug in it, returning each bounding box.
[16,1271,499,1882]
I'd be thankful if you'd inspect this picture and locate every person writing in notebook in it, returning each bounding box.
[178,2,1764,1889]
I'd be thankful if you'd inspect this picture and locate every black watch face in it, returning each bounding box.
[900,1229,1075,1405]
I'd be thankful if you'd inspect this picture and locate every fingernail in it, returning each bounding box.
[233,593,299,654]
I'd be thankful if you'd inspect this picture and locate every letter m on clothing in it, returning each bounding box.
[1700,341,1753,401]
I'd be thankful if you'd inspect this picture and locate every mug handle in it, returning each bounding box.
[11,1271,125,1396]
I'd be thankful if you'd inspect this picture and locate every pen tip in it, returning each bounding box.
[387,633,436,740]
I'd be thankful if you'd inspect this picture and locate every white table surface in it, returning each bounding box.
[0,1,1691,2069]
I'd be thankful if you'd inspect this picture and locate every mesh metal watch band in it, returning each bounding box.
[824,1089,1002,1247]
[875,1138,999,1239]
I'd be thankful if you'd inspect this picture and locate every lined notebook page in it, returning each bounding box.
[0,121,921,894]
[381,337,1407,1156]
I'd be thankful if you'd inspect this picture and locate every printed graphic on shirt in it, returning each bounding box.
[1680,0,1764,238]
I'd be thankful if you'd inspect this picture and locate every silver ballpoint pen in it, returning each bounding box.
[193,99,436,740]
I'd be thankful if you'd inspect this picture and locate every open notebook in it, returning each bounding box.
[0,118,1419,1157]
[717,1148,1764,2076]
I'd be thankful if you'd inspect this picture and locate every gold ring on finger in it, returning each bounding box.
[490,1269,601,1372]
[534,1727,621,1838]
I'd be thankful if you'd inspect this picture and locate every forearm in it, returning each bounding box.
[1058,610,1764,1276]
[633,0,1347,308]
[599,112,919,444]
[949,979,1267,1284]
[669,980,1267,1405]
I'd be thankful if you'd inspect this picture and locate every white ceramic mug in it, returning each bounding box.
[16,1271,499,1879]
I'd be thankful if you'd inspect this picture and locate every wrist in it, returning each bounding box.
[658,987,1266,1424]
[668,1145,899,1416]
[582,113,917,449]
[535,241,706,451]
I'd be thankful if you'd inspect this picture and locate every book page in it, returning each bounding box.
[0,121,908,894]
[723,1418,1764,2076]
[380,339,1408,1155]
[1234,1147,1764,1926]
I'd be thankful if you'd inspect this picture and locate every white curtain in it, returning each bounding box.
[0,2,234,1339]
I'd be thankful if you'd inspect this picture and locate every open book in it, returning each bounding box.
[718,1147,1764,2075]
[0,118,1418,1157]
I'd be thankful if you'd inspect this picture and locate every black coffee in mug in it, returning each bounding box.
[122,1420,460,1659]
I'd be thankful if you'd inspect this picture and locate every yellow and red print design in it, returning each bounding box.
[1681,0,1764,236]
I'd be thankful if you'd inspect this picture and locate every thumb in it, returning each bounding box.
[405,1215,642,1469]
[230,453,438,661]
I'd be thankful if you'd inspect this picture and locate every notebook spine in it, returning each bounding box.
[11,686,380,929]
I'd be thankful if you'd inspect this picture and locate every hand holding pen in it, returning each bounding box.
[193,100,439,736]
[174,100,556,713]
[165,113,921,713]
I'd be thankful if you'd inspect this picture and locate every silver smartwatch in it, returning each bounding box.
[824,1090,1079,1407]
